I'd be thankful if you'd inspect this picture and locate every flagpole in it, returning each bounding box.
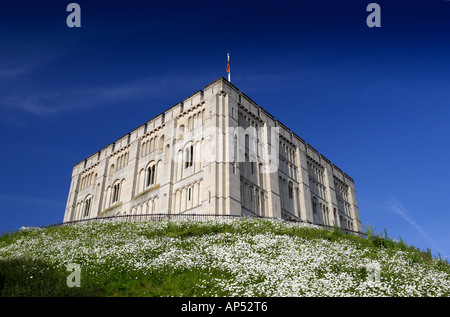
[227,52,231,82]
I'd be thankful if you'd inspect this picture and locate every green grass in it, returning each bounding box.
[0,218,448,297]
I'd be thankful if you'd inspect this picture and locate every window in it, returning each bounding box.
[188,188,191,201]
[288,182,293,199]
[185,145,193,168]
[84,197,91,217]
[146,164,156,187]
[112,183,120,203]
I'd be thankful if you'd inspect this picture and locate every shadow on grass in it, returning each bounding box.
[0,258,98,297]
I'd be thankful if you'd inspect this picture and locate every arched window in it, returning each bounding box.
[312,197,317,214]
[84,197,92,217]
[146,163,156,187]
[112,182,120,203]
[185,144,193,168]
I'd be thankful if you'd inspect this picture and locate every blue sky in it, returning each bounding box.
[0,0,449,260]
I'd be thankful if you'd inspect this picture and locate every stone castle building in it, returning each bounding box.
[63,77,362,233]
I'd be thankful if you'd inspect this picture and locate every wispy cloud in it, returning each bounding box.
[1,75,208,117]
[0,193,63,209]
[386,197,442,256]
[0,65,34,78]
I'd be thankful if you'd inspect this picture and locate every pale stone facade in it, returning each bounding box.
[63,77,362,233]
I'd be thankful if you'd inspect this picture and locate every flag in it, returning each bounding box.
[226,53,230,82]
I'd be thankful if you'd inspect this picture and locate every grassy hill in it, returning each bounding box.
[0,217,449,297]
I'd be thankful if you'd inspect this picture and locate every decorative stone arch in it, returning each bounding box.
[153,196,159,213]
[173,189,180,213]
[178,124,185,140]
[109,164,115,178]
[149,138,154,153]
[193,113,198,128]
[104,186,112,209]
[176,150,183,181]
[137,168,145,193]
[194,140,201,171]
[159,135,165,152]
[156,160,163,184]
[146,199,153,215]
[164,144,171,163]
[181,186,187,212]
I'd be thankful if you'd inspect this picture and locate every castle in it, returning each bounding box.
[63,77,362,233]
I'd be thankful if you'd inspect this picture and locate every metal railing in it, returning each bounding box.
[44,213,365,237]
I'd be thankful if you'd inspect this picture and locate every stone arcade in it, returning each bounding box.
[63,77,361,233]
